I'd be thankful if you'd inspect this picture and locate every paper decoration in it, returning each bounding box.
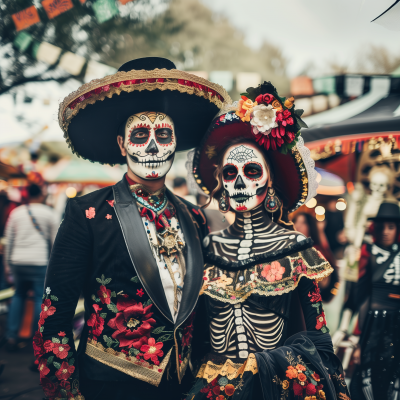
[236,72,261,93]
[34,42,62,65]
[12,6,40,32]
[84,60,117,82]
[92,0,119,23]
[209,71,233,92]
[186,71,208,80]
[291,76,314,96]
[58,52,86,76]
[13,32,33,53]
[42,0,74,19]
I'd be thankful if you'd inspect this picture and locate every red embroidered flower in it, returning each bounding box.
[86,207,95,219]
[87,304,105,337]
[140,337,164,363]
[40,377,58,397]
[41,299,56,319]
[212,386,221,395]
[136,288,144,297]
[182,312,195,348]
[316,311,327,330]
[261,261,285,282]
[43,340,53,353]
[293,381,303,396]
[38,358,50,377]
[106,214,112,220]
[97,285,112,304]
[308,281,322,303]
[52,342,71,359]
[106,200,114,207]
[58,331,66,337]
[55,361,75,380]
[311,372,320,382]
[60,380,71,391]
[107,298,156,348]
[33,331,45,358]
[306,382,317,395]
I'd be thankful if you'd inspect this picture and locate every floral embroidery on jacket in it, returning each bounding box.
[85,207,95,219]
[308,281,329,333]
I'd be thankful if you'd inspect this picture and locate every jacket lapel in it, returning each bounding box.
[166,190,204,327]
[113,179,173,323]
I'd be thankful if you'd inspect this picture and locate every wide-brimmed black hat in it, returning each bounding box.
[369,202,400,221]
[58,57,230,165]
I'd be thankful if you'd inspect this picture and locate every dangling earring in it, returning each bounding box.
[264,187,282,220]
[219,190,230,214]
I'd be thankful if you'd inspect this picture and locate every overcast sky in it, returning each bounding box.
[201,0,400,76]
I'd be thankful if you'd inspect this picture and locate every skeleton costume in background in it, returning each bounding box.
[186,82,351,400]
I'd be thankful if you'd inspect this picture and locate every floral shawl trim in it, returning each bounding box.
[85,339,173,387]
[200,247,332,304]
[203,238,314,270]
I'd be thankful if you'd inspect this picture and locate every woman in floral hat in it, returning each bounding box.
[186,82,351,400]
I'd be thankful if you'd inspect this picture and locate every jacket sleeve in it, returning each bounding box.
[33,199,91,400]
[298,277,330,334]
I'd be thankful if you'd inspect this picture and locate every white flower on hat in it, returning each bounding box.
[250,104,278,134]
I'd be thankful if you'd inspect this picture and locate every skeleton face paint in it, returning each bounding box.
[222,143,269,212]
[124,112,176,180]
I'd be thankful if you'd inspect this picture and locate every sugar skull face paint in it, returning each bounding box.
[222,143,269,212]
[124,112,176,180]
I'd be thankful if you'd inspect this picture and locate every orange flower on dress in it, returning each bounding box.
[261,261,285,282]
[296,364,306,372]
[311,372,320,382]
[282,380,289,389]
[286,366,298,379]
[236,96,257,122]
[298,373,307,382]
[318,390,326,400]
[225,384,235,396]
[216,396,225,400]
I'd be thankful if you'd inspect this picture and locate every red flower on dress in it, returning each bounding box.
[33,331,45,358]
[106,200,115,207]
[106,214,112,220]
[40,377,58,397]
[52,343,70,359]
[136,288,144,297]
[182,312,195,348]
[107,298,156,348]
[140,337,164,363]
[293,381,304,396]
[316,311,327,330]
[306,382,317,395]
[58,331,66,337]
[97,285,112,304]
[87,304,104,337]
[60,380,71,391]
[43,340,53,353]
[55,361,75,380]
[309,281,322,303]
[41,299,56,319]
[86,207,95,219]
[38,358,50,377]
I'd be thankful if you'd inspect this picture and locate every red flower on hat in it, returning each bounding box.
[140,337,164,363]
[41,299,56,319]
[97,285,112,305]
[55,361,75,380]
[52,342,70,359]
[108,298,156,348]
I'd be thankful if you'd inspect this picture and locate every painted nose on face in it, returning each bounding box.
[145,139,159,155]
[234,175,246,190]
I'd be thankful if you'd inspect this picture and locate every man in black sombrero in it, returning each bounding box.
[32,57,230,400]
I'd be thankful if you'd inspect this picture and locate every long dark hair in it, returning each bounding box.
[292,212,321,246]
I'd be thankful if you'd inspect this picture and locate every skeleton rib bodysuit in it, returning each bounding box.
[202,206,308,360]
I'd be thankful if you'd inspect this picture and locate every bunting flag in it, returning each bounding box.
[34,41,62,64]
[58,52,86,75]
[209,71,233,92]
[92,0,119,23]
[84,60,117,82]
[42,0,74,19]
[236,72,261,93]
[13,32,33,53]
[12,5,40,31]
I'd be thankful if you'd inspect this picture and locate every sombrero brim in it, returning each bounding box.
[59,69,231,165]
[192,113,315,212]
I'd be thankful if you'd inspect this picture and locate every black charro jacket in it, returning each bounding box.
[34,178,209,400]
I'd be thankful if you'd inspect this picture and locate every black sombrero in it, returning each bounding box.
[369,202,400,221]
[58,57,231,165]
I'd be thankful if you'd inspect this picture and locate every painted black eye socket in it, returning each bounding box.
[223,164,238,181]
[130,128,149,144]
[244,163,263,180]
[156,128,173,144]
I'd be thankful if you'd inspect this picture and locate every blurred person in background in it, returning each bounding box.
[340,202,400,400]
[293,212,339,302]
[4,184,58,351]
[324,198,348,259]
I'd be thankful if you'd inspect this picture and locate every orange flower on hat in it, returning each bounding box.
[236,96,257,122]
[286,366,298,379]
[298,373,307,382]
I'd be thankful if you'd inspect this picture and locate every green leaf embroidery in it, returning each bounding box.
[72,389,78,395]
[111,291,116,298]
[101,274,105,281]
[52,337,60,343]
[157,334,173,342]
[321,325,329,334]
[103,335,113,348]
[53,361,61,369]
[91,294,96,301]
[104,278,112,285]
[107,303,119,313]
[129,348,139,356]
[179,331,183,339]
[67,352,73,358]
[62,337,69,344]
[50,295,58,301]
[131,276,139,283]
[311,303,321,314]
[68,358,75,365]
[42,294,46,300]
[96,278,103,284]
[47,356,54,365]
[100,313,107,319]
[143,299,153,306]
[95,297,100,303]
[152,326,165,335]
[40,326,44,333]
[60,389,67,397]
